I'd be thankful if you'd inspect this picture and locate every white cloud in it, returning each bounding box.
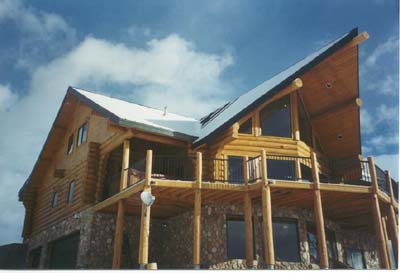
[0,84,18,111]
[0,31,234,244]
[374,154,399,181]
[376,104,398,122]
[366,75,398,96]
[365,36,398,68]
[360,109,374,134]
[365,134,398,154]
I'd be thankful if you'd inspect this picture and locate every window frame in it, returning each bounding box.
[66,134,74,155]
[259,95,292,138]
[67,181,75,204]
[271,217,301,263]
[345,248,366,269]
[51,192,58,208]
[227,156,244,184]
[226,215,255,260]
[76,122,88,147]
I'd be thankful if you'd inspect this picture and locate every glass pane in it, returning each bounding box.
[67,134,74,154]
[52,192,58,208]
[300,163,312,182]
[228,156,244,184]
[77,127,82,146]
[345,249,365,269]
[227,218,246,259]
[68,181,75,203]
[307,231,318,263]
[239,118,253,134]
[81,122,88,143]
[267,160,295,180]
[273,220,300,262]
[260,96,291,137]
[388,240,396,269]
[298,97,313,146]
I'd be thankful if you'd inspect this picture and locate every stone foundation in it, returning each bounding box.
[24,202,379,269]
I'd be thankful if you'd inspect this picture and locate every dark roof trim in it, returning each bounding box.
[193,28,359,148]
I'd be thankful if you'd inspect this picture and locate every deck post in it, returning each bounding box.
[120,139,131,190]
[368,156,390,269]
[193,152,202,269]
[260,150,275,269]
[311,152,329,269]
[382,216,392,268]
[112,139,130,269]
[243,156,254,268]
[112,199,125,269]
[385,170,398,266]
[139,150,153,269]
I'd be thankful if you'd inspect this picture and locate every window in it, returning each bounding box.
[51,192,58,208]
[267,159,295,180]
[273,218,300,262]
[228,156,244,184]
[345,248,366,269]
[388,240,397,269]
[76,122,88,146]
[67,181,75,204]
[259,96,291,137]
[298,97,313,146]
[48,232,80,269]
[66,134,74,154]
[239,118,253,134]
[300,163,312,182]
[307,223,338,267]
[226,216,246,259]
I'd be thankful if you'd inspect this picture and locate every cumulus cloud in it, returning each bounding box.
[366,74,398,96]
[0,84,18,111]
[365,36,398,68]
[360,109,374,134]
[0,26,234,243]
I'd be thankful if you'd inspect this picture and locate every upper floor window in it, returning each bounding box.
[67,134,74,154]
[67,181,75,204]
[273,218,300,262]
[77,122,88,146]
[239,118,253,134]
[259,96,291,137]
[267,159,295,181]
[228,156,244,184]
[51,192,58,208]
[345,248,366,269]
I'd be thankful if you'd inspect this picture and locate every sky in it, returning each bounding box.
[0,0,398,245]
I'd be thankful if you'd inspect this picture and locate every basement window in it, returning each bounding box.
[239,118,253,134]
[67,181,75,204]
[51,192,58,208]
[307,223,338,267]
[345,248,366,269]
[77,122,88,146]
[66,134,74,155]
[273,218,300,262]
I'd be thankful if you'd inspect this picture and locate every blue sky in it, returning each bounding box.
[0,0,398,244]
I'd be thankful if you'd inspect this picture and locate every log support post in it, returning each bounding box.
[243,156,254,269]
[193,152,202,269]
[385,171,398,267]
[311,152,329,269]
[368,157,390,269]
[138,150,153,269]
[382,216,392,268]
[261,150,275,269]
[112,139,130,269]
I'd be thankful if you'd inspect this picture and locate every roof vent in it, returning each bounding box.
[337,134,344,141]
[163,106,167,116]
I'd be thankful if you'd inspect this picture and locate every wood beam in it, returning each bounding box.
[193,152,202,269]
[244,192,254,268]
[385,171,398,266]
[310,97,361,121]
[290,91,300,141]
[112,199,125,269]
[311,152,329,269]
[120,139,130,190]
[260,150,275,269]
[368,156,390,269]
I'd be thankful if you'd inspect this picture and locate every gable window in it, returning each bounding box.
[51,192,58,208]
[239,118,253,134]
[345,248,366,269]
[228,156,244,184]
[77,122,88,146]
[226,216,246,259]
[259,96,291,137]
[67,134,74,155]
[272,218,300,262]
[267,159,295,181]
[67,181,75,204]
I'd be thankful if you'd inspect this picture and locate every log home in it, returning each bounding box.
[19,28,398,269]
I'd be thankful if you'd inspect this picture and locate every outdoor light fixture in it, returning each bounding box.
[325,82,333,89]
[140,191,155,206]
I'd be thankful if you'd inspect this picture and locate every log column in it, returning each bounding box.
[382,217,392,268]
[138,150,153,269]
[193,152,202,269]
[243,156,254,268]
[112,139,130,269]
[368,157,390,269]
[260,150,275,269]
[385,171,398,267]
[311,152,329,269]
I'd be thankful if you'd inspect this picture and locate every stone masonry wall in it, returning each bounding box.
[25,203,380,269]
